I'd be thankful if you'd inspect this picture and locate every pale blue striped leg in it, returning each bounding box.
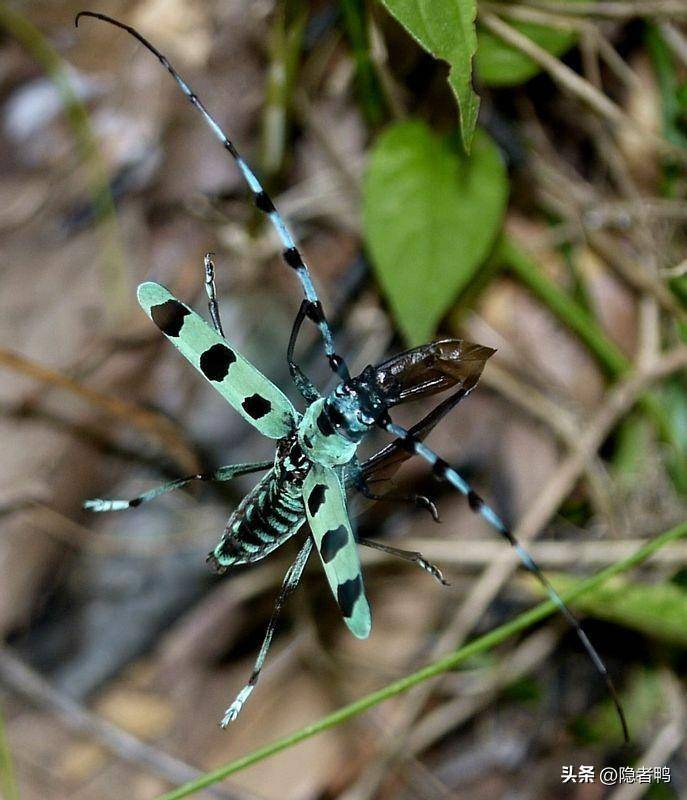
[75,11,351,383]
[84,461,272,512]
[377,414,630,743]
[221,536,313,727]
[358,537,449,586]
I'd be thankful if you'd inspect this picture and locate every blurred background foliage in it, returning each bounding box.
[1,1,687,799]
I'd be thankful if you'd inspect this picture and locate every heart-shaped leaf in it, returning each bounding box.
[362,120,508,345]
[378,0,479,152]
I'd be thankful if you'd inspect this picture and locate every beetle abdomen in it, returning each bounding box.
[208,468,306,570]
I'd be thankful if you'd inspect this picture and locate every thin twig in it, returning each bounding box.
[479,11,687,165]
[482,2,590,32]
[585,199,687,225]
[525,148,687,325]
[362,538,687,570]
[479,11,626,124]
[587,230,687,324]
[0,648,249,800]
[595,31,641,89]
[477,360,616,523]
[521,1,687,19]
[580,28,603,91]
[0,347,199,473]
[660,259,687,279]
[658,21,687,70]
[499,236,630,376]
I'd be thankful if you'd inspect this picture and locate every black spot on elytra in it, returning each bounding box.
[255,191,275,213]
[283,247,304,269]
[242,394,272,420]
[307,483,328,516]
[337,575,363,618]
[320,525,348,563]
[151,300,190,337]
[316,410,335,437]
[200,343,236,381]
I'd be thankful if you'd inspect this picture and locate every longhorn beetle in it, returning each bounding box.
[76,11,628,738]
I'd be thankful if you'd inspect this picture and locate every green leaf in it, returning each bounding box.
[362,120,507,345]
[475,20,577,87]
[378,0,479,151]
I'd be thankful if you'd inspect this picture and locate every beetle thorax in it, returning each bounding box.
[297,368,390,467]
[297,397,357,467]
